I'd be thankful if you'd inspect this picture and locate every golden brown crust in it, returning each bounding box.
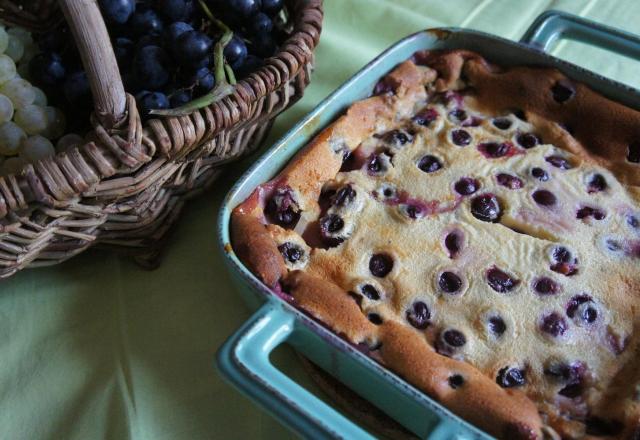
[289,270,543,439]
[416,49,640,188]
[230,186,290,288]
[231,201,286,288]
[231,50,640,439]
[230,90,400,284]
[380,324,542,440]
[287,271,375,343]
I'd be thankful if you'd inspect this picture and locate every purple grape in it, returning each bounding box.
[113,37,134,69]
[157,0,191,22]
[417,155,442,173]
[261,0,283,15]
[406,301,430,329]
[586,174,607,193]
[496,367,526,387]
[539,312,568,337]
[486,267,519,293]
[448,374,464,389]
[532,189,556,207]
[439,272,462,294]
[492,118,512,130]
[251,12,273,35]
[333,185,356,206]
[99,0,136,24]
[413,108,438,126]
[136,91,169,117]
[320,214,344,234]
[470,194,501,222]
[360,284,380,301]
[229,0,261,16]
[531,167,549,181]
[516,133,539,149]
[165,21,193,52]
[133,45,170,90]
[187,67,215,96]
[224,36,248,70]
[29,52,66,87]
[64,71,91,109]
[369,254,393,278]
[545,155,572,170]
[129,8,164,37]
[444,230,462,258]
[488,316,506,336]
[265,188,300,228]
[451,129,471,146]
[454,177,479,196]
[174,30,213,67]
[278,242,304,264]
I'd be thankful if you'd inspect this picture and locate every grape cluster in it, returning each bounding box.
[0,25,76,176]
[0,0,286,175]
[99,0,285,117]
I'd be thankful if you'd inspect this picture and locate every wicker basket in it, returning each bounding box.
[0,0,323,278]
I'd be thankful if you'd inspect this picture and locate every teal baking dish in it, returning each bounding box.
[217,10,640,439]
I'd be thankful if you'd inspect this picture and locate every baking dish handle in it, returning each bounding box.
[219,300,478,439]
[217,300,376,439]
[521,9,640,60]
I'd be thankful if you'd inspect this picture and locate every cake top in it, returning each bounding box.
[231,50,640,439]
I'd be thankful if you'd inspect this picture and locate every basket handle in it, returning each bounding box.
[57,0,126,128]
[217,300,376,440]
[520,9,640,60]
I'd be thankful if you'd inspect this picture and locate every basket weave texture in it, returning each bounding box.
[0,0,323,278]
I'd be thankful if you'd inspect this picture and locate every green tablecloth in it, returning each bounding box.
[2,1,639,438]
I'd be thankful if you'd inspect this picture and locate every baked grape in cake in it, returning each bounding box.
[231,50,640,439]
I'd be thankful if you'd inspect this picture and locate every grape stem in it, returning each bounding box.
[224,62,237,85]
[150,0,237,117]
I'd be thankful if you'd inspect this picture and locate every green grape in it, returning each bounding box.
[14,104,47,135]
[0,93,14,123]
[5,35,23,62]
[0,78,34,108]
[41,106,66,139]
[0,54,17,84]
[0,27,8,54]
[56,133,83,152]
[0,156,26,175]
[7,27,33,47]
[20,135,55,162]
[0,121,26,155]
[31,87,47,106]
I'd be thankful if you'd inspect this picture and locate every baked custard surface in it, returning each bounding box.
[231,50,640,439]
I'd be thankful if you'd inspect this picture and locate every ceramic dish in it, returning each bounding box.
[217,10,640,439]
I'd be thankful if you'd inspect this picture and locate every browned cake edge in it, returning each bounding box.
[230,51,640,439]
[415,49,640,189]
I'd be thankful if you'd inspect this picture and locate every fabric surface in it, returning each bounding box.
[2,1,639,439]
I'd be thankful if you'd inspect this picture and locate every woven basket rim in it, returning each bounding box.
[0,0,323,220]
[150,0,323,139]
